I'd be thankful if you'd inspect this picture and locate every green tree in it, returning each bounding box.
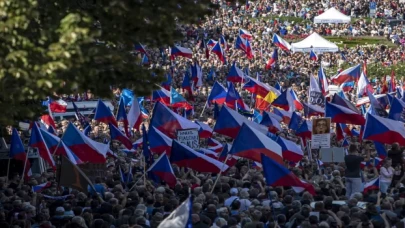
[0,0,217,125]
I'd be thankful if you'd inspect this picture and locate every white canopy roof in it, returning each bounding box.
[291,32,339,53]
[314,8,351,24]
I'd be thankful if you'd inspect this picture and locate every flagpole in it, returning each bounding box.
[19,151,29,187]
[199,101,208,117]
[128,173,146,192]
[6,158,10,184]
[199,89,212,117]
[210,155,230,194]
[143,156,146,187]
[52,127,69,156]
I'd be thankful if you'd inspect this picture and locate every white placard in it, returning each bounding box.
[311,118,331,149]
[176,129,200,149]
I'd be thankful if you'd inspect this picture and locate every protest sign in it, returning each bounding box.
[311,118,331,149]
[176,129,200,149]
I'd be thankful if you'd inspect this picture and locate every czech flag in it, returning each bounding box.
[239,28,253,40]
[195,121,213,138]
[40,114,56,130]
[363,178,379,193]
[357,71,374,97]
[265,48,278,70]
[265,111,282,122]
[318,66,329,95]
[48,98,67,113]
[134,43,147,54]
[220,35,228,49]
[227,62,245,83]
[207,39,218,47]
[132,138,143,150]
[94,100,118,127]
[374,142,387,159]
[127,95,143,132]
[10,129,31,175]
[213,105,268,139]
[60,123,109,163]
[342,138,349,147]
[159,197,193,228]
[40,129,65,156]
[273,108,293,125]
[260,112,282,133]
[335,123,345,141]
[229,123,282,163]
[261,154,315,195]
[29,123,56,169]
[303,103,324,118]
[351,128,360,137]
[295,120,312,140]
[388,96,405,122]
[116,97,129,137]
[207,82,227,106]
[197,148,219,159]
[235,35,248,51]
[170,45,193,60]
[325,102,365,125]
[272,34,291,51]
[60,141,83,165]
[292,179,316,194]
[211,41,226,64]
[331,64,361,84]
[182,72,194,101]
[170,140,228,173]
[289,89,304,111]
[109,123,132,149]
[32,182,51,193]
[367,91,388,117]
[148,126,172,156]
[207,138,223,152]
[225,83,244,110]
[340,123,353,137]
[276,137,303,163]
[152,87,171,105]
[147,153,177,187]
[309,50,318,61]
[243,76,280,98]
[47,125,57,136]
[245,40,254,59]
[331,94,360,114]
[150,102,200,138]
[272,89,290,111]
[363,113,405,145]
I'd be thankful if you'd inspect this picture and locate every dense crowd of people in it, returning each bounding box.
[5,0,405,228]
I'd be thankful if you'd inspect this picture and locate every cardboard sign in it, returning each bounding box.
[176,129,200,149]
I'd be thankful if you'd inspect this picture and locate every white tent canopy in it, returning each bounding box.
[291,32,339,53]
[314,8,351,24]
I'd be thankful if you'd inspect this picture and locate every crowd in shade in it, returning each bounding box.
[6,0,405,228]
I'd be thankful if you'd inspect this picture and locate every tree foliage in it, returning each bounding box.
[0,0,217,125]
